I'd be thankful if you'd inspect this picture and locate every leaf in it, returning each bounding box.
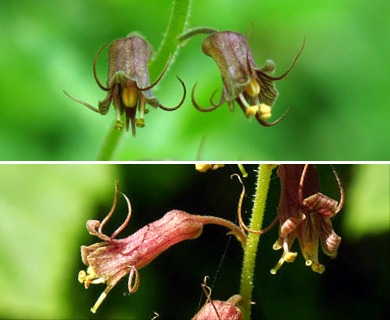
[0,165,115,318]
[343,165,390,240]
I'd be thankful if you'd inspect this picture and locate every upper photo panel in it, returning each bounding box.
[0,0,387,160]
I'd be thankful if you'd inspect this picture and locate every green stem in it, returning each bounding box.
[95,0,192,160]
[239,164,275,319]
[150,0,192,79]
[178,26,217,42]
[96,127,122,160]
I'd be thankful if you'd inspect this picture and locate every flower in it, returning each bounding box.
[65,33,186,136]
[78,182,246,313]
[192,277,242,320]
[191,31,304,126]
[271,164,344,274]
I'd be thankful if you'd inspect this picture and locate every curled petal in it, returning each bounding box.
[128,266,140,293]
[257,37,306,81]
[258,59,276,74]
[280,213,306,237]
[191,83,221,112]
[331,165,345,214]
[303,193,339,217]
[255,107,290,126]
[158,76,187,111]
[300,164,345,218]
[86,220,110,241]
[110,190,133,240]
[138,55,173,91]
[99,181,120,235]
[320,218,341,258]
[93,43,111,91]
[209,87,225,108]
[232,173,278,235]
[63,90,100,113]
[97,91,114,115]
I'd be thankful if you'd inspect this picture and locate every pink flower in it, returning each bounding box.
[192,277,242,320]
[78,182,246,313]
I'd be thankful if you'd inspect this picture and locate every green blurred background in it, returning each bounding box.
[0,0,388,160]
[0,164,388,319]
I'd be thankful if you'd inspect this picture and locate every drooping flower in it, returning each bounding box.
[192,277,242,320]
[271,164,344,274]
[65,33,186,136]
[192,31,304,126]
[78,182,246,313]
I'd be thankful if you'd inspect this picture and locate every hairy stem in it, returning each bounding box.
[96,0,192,160]
[239,164,275,319]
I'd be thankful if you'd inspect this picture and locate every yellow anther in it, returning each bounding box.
[270,251,297,275]
[78,270,87,284]
[259,103,272,120]
[121,86,138,108]
[245,105,259,117]
[245,78,260,97]
[307,260,325,274]
[78,266,98,289]
[135,118,145,128]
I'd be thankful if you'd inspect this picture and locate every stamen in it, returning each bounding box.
[245,78,260,97]
[91,278,106,285]
[78,270,87,284]
[90,282,116,313]
[245,105,259,117]
[136,95,146,128]
[135,118,145,127]
[90,290,108,314]
[271,237,297,274]
[238,94,259,117]
[112,86,124,130]
[270,251,297,275]
[259,104,272,120]
[78,266,103,289]
[238,93,251,108]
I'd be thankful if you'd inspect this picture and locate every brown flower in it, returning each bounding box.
[271,164,344,274]
[192,31,304,126]
[78,182,246,313]
[65,33,186,136]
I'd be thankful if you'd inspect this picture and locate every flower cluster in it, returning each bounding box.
[65,30,304,134]
[78,165,344,315]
